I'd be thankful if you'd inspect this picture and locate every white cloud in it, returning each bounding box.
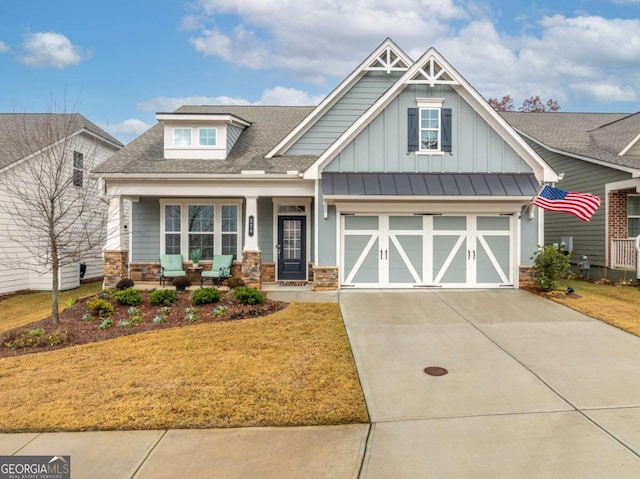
[0,41,9,53]
[99,119,152,144]
[256,87,323,106]
[182,2,640,110]
[19,32,89,69]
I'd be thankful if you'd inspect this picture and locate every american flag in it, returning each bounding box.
[534,185,601,222]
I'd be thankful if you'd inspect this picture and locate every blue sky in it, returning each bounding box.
[1,0,639,143]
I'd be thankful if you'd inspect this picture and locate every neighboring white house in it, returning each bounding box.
[0,113,123,295]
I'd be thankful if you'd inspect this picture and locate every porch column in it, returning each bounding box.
[242,196,261,289]
[103,195,128,289]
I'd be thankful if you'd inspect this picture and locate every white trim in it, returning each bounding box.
[619,132,640,156]
[303,47,558,183]
[156,113,250,127]
[159,198,242,262]
[332,200,524,215]
[266,38,412,158]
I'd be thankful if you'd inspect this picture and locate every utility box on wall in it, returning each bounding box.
[560,236,573,252]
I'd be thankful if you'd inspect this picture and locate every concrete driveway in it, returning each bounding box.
[340,289,640,478]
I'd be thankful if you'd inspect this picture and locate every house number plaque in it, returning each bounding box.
[248,215,254,237]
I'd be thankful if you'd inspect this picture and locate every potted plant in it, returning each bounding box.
[190,248,201,268]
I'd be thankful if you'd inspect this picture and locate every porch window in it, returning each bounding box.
[72,151,83,187]
[164,205,181,254]
[188,205,214,261]
[221,205,238,256]
[629,195,640,237]
[160,200,241,261]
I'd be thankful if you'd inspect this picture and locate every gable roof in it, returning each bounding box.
[94,106,315,176]
[0,113,123,170]
[266,38,412,158]
[501,112,640,172]
[302,47,558,183]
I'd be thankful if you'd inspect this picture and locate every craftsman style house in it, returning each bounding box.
[95,38,560,290]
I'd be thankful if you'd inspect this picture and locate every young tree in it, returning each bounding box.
[487,95,515,111]
[0,111,109,324]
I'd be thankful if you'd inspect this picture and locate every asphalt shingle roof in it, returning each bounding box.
[0,113,123,170]
[500,112,640,170]
[94,105,316,175]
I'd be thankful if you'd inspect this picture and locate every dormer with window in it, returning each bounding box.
[156,112,251,160]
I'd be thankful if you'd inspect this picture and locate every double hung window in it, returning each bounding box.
[73,151,84,187]
[629,195,640,237]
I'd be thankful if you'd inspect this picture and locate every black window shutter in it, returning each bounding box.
[407,108,419,152]
[441,108,452,152]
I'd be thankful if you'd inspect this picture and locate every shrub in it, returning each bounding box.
[213,305,228,317]
[115,278,135,290]
[184,307,200,321]
[96,318,113,330]
[225,277,245,289]
[172,276,192,291]
[149,289,176,306]
[87,298,115,318]
[2,327,68,349]
[47,327,68,346]
[531,245,571,292]
[113,287,142,306]
[63,297,77,307]
[192,287,221,305]
[233,286,264,305]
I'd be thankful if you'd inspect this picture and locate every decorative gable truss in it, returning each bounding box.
[363,44,411,73]
[303,47,558,183]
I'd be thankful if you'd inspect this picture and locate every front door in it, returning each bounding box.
[277,216,307,281]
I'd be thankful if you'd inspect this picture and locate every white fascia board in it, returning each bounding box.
[618,132,640,156]
[303,47,557,183]
[156,113,250,127]
[329,199,526,215]
[515,130,640,177]
[97,173,298,180]
[266,38,413,159]
[604,178,640,193]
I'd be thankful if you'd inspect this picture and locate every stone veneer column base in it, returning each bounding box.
[519,265,535,288]
[313,266,339,291]
[104,250,129,290]
[242,250,262,289]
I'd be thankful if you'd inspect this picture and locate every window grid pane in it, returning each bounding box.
[221,205,237,232]
[165,205,181,232]
[189,234,214,261]
[199,128,217,146]
[628,196,640,217]
[221,234,237,259]
[165,234,180,254]
[188,205,214,232]
[629,218,640,237]
[174,128,192,146]
[283,220,301,260]
[419,108,439,151]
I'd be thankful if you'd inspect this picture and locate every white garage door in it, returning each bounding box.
[341,214,514,288]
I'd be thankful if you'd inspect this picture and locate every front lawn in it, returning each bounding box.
[547,279,640,336]
[0,302,369,432]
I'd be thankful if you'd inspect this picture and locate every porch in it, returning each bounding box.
[610,237,640,272]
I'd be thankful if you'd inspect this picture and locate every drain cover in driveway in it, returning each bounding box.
[424,366,448,376]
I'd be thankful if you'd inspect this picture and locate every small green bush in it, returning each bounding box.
[531,245,571,291]
[232,286,264,305]
[87,298,115,318]
[115,278,135,290]
[149,289,176,306]
[63,297,77,307]
[192,287,222,305]
[113,287,142,306]
[96,318,113,330]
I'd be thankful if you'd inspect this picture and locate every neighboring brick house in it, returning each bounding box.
[94,38,560,290]
[502,112,640,280]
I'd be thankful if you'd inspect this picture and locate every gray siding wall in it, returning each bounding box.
[520,208,539,264]
[131,197,161,262]
[257,197,273,261]
[325,84,532,174]
[317,184,337,265]
[528,141,631,266]
[285,71,402,156]
[227,125,244,154]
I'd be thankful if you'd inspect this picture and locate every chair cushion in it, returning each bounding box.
[163,270,186,277]
[160,254,183,271]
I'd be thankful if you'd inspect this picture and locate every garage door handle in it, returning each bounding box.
[385,249,388,260]
[468,250,470,260]
[473,250,476,260]
[380,249,383,260]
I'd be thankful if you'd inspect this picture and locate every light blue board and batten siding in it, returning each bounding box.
[284,71,403,156]
[227,125,244,155]
[323,84,532,174]
[131,197,161,263]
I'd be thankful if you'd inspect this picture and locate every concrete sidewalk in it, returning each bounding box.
[0,425,368,479]
[341,289,640,478]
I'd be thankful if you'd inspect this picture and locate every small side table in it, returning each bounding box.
[186,266,203,285]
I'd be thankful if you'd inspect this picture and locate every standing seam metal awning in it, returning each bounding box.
[321,173,540,197]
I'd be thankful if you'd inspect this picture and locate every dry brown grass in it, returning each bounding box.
[0,302,368,432]
[550,279,640,336]
[0,282,103,334]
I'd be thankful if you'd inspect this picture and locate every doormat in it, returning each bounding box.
[278,281,308,287]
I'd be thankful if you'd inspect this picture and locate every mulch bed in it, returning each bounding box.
[0,290,286,359]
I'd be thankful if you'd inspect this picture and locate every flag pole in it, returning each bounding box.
[527,184,547,220]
